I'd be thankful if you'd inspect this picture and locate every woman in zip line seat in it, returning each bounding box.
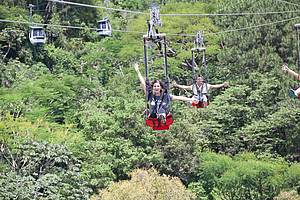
[134,63,196,129]
[282,63,300,99]
[172,75,229,108]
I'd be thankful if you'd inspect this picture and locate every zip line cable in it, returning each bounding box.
[48,0,147,15]
[0,19,95,30]
[49,0,300,17]
[160,10,300,16]
[0,19,145,34]
[274,0,300,7]
[163,16,300,37]
[1,15,299,37]
[207,16,300,36]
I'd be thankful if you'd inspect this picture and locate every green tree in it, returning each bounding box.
[92,168,196,200]
[190,152,300,200]
[0,141,92,199]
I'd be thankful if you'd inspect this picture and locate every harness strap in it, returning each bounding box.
[153,90,168,115]
[193,83,206,100]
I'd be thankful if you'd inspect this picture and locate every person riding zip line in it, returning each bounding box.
[282,63,300,99]
[134,63,196,121]
[172,75,229,107]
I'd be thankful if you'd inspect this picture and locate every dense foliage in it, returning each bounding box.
[1,0,300,199]
[92,168,196,200]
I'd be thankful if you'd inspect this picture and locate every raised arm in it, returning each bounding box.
[170,94,196,102]
[134,63,146,94]
[209,82,229,89]
[282,63,300,81]
[172,81,192,90]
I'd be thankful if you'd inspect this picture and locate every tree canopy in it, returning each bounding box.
[1,0,300,199]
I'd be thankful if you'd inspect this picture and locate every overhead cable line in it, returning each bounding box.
[207,16,300,35]
[160,10,300,16]
[274,0,300,7]
[164,16,300,37]
[0,19,94,30]
[48,0,147,15]
[1,16,299,37]
[0,19,145,34]
[49,0,300,17]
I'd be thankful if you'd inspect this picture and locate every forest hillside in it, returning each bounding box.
[1,0,300,199]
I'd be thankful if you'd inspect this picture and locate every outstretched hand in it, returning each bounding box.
[171,80,177,87]
[282,63,289,72]
[191,97,199,104]
[223,82,229,88]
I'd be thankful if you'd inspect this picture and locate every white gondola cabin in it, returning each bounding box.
[97,19,112,37]
[29,26,46,45]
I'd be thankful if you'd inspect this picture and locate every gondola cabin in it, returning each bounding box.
[97,19,112,37]
[29,26,46,45]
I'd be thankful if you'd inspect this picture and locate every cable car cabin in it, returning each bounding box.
[29,26,46,45]
[97,19,112,37]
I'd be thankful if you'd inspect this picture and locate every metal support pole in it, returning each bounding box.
[192,50,196,82]
[143,37,149,107]
[163,36,168,89]
[203,50,209,92]
[144,38,149,80]
[297,28,300,71]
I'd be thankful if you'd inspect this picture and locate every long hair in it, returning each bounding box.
[151,79,164,92]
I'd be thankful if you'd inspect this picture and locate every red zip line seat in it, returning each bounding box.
[191,98,209,108]
[145,113,173,130]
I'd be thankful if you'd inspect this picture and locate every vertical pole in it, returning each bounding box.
[143,37,149,115]
[150,47,154,80]
[203,49,208,91]
[144,37,149,80]
[192,50,196,83]
[297,28,300,71]
[203,50,206,77]
[163,36,168,87]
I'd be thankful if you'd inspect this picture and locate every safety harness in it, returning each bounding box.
[191,83,209,108]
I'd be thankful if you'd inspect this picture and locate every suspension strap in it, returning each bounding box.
[297,25,300,71]
[203,49,209,93]
[149,44,155,80]
[192,50,196,84]
[162,35,171,114]
[163,35,169,91]
[144,37,150,114]
[293,23,300,80]
[192,49,201,99]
